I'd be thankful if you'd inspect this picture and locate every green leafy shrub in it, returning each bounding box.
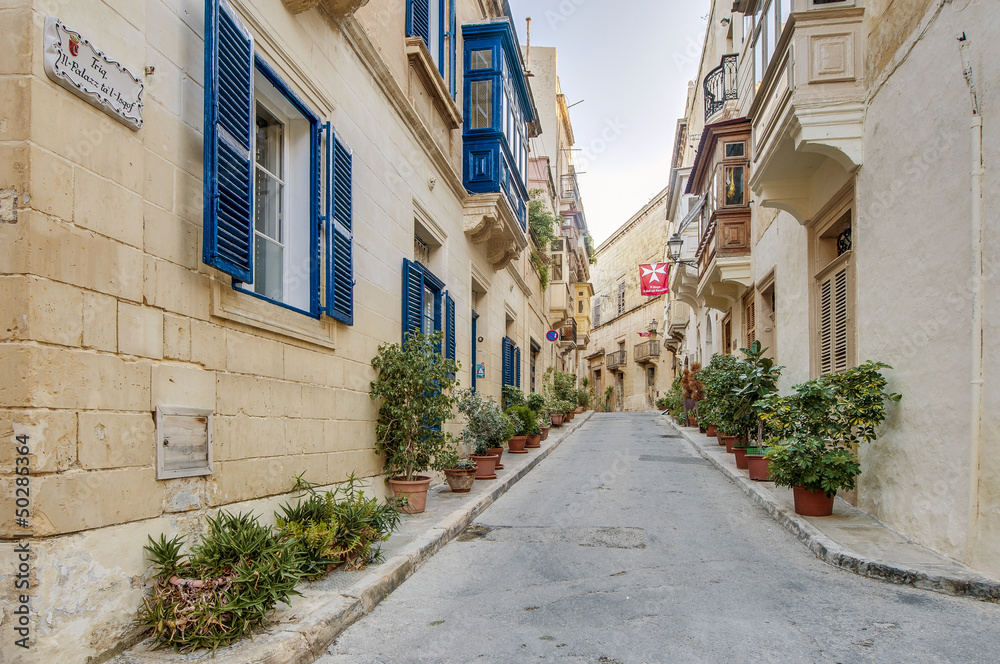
[766,437,861,497]
[506,405,539,436]
[275,473,401,578]
[370,331,459,481]
[456,388,514,456]
[138,512,304,653]
[526,392,546,417]
[502,384,526,410]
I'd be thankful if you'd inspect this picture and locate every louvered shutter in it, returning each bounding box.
[407,0,430,43]
[515,347,521,388]
[402,259,424,342]
[502,337,512,386]
[203,0,254,282]
[326,134,353,324]
[818,264,850,374]
[745,294,756,348]
[445,292,456,361]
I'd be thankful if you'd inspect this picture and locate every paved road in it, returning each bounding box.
[319,413,1000,663]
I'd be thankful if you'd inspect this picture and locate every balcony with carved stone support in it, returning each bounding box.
[634,340,660,365]
[606,350,627,372]
[463,192,529,271]
[282,0,368,15]
[548,280,574,324]
[746,4,865,224]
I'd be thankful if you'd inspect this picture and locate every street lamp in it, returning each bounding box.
[667,233,698,268]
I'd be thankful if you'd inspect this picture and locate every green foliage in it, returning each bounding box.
[370,332,459,481]
[731,341,784,446]
[138,511,304,653]
[657,375,685,421]
[438,450,477,470]
[526,392,546,417]
[552,370,577,402]
[766,438,861,497]
[456,388,514,456]
[506,405,539,436]
[528,190,558,252]
[502,384,526,410]
[758,360,901,450]
[530,251,550,290]
[603,385,615,411]
[275,473,401,578]
[759,360,901,496]
[576,387,590,408]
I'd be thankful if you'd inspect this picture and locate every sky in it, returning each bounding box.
[505,1,709,245]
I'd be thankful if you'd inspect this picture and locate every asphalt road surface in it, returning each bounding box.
[318,412,1000,664]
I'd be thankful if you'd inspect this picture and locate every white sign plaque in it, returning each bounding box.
[43,16,144,131]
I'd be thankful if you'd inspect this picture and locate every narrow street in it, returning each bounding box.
[320,413,1000,664]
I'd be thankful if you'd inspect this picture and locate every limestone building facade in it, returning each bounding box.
[667,0,1000,579]
[0,0,574,658]
[588,188,672,412]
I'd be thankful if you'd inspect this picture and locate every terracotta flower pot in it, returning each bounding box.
[574,406,583,414]
[443,468,476,493]
[526,433,541,448]
[733,447,749,470]
[470,455,498,480]
[687,417,698,428]
[707,425,718,437]
[721,435,738,453]
[487,447,504,470]
[388,476,432,514]
[793,486,835,516]
[746,454,772,481]
[565,412,574,422]
[540,425,550,441]
[551,414,564,427]
[508,435,528,454]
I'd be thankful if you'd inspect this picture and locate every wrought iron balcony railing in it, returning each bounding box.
[634,340,660,363]
[704,54,738,122]
[606,350,627,371]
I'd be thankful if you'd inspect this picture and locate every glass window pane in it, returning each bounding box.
[254,236,283,301]
[255,105,283,178]
[778,0,791,37]
[725,142,746,158]
[470,49,492,70]
[725,166,745,206]
[423,285,435,333]
[470,80,492,129]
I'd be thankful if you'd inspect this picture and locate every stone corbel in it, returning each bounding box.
[283,0,369,16]
[463,192,529,271]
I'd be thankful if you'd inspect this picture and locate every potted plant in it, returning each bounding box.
[729,341,783,469]
[681,363,704,426]
[456,388,513,479]
[505,405,534,453]
[438,450,478,493]
[370,331,459,514]
[766,437,860,515]
[527,393,549,440]
[759,361,901,516]
[603,385,615,412]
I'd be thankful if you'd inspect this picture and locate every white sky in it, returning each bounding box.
[506,0,709,245]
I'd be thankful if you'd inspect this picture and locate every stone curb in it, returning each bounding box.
[659,417,1000,603]
[112,412,594,664]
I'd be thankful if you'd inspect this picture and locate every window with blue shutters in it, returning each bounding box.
[203,0,353,324]
[501,336,520,388]
[402,260,454,356]
[406,0,457,98]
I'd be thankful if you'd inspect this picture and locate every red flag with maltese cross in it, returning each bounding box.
[639,263,669,296]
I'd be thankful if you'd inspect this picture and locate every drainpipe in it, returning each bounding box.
[959,34,984,560]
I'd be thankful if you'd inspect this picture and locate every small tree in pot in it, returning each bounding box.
[760,361,901,515]
[456,388,513,478]
[370,332,459,513]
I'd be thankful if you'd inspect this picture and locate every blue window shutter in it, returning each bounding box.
[502,337,512,387]
[402,259,424,341]
[449,0,457,97]
[445,292,456,361]
[515,347,521,388]
[203,0,254,282]
[406,0,430,43]
[326,133,354,324]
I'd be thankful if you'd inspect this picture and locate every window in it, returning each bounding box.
[203,0,352,323]
[530,341,539,392]
[724,166,745,206]
[725,142,745,158]
[578,299,584,314]
[407,0,457,97]
[723,315,733,354]
[617,282,626,316]
[402,258,456,362]
[462,22,534,230]
[810,186,855,375]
